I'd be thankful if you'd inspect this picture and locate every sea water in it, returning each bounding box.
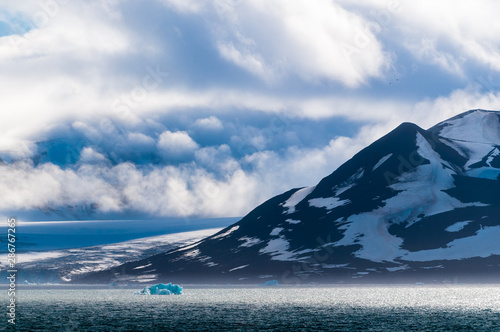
[4,285,500,331]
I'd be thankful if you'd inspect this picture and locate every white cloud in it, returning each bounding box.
[212,0,388,86]
[3,0,499,154]
[0,1,145,145]
[339,0,500,73]
[193,116,224,130]
[0,138,36,160]
[402,1,500,72]
[127,132,156,147]
[194,145,239,174]
[79,147,108,164]
[157,130,199,158]
[0,161,122,212]
[160,0,206,13]
[0,142,358,217]
[72,121,103,145]
[2,0,500,149]
[217,42,274,81]
[407,39,464,76]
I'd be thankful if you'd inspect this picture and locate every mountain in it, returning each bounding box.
[81,110,500,284]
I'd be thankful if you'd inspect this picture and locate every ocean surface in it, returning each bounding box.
[4,285,500,331]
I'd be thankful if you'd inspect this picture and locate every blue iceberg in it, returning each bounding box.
[260,280,279,286]
[134,283,183,295]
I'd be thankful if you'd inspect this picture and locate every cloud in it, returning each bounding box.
[79,147,108,164]
[194,145,235,170]
[157,130,199,159]
[193,116,224,131]
[72,121,103,145]
[0,1,136,146]
[0,139,362,218]
[399,1,500,72]
[407,39,464,76]
[2,0,499,149]
[160,0,206,13]
[127,132,156,147]
[0,138,36,160]
[0,161,122,213]
[3,0,500,220]
[210,0,388,86]
[217,42,273,81]
[339,0,500,74]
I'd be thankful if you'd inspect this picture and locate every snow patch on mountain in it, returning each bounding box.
[450,143,500,179]
[282,186,315,214]
[197,255,218,267]
[259,236,316,261]
[439,138,468,158]
[134,274,158,283]
[335,215,406,263]
[459,141,498,169]
[170,242,199,254]
[309,197,350,210]
[390,133,487,218]
[433,111,500,179]
[229,264,249,272]
[183,249,200,259]
[212,226,240,239]
[403,226,500,261]
[238,236,263,247]
[332,168,365,196]
[204,261,218,267]
[445,220,473,232]
[386,265,408,272]
[437,110,500,144]
[321,263,349,269]
[259,236,295,261]
[133,263,152,270]
[270,227,284,236]
[487,148,500,164]
[373,153,393,171]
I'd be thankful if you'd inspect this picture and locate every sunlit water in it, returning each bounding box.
[4,286,500,331]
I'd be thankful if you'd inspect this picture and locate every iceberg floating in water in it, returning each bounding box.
[134,283,183,295]
[260,280,279,286]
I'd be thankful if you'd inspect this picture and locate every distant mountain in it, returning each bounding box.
[81,110,500,284]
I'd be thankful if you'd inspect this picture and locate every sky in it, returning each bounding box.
[1,0,500,219]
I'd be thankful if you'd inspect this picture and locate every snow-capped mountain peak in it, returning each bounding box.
[81,110,500,284]
[430,109,500,180]
[431,109,500,144]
